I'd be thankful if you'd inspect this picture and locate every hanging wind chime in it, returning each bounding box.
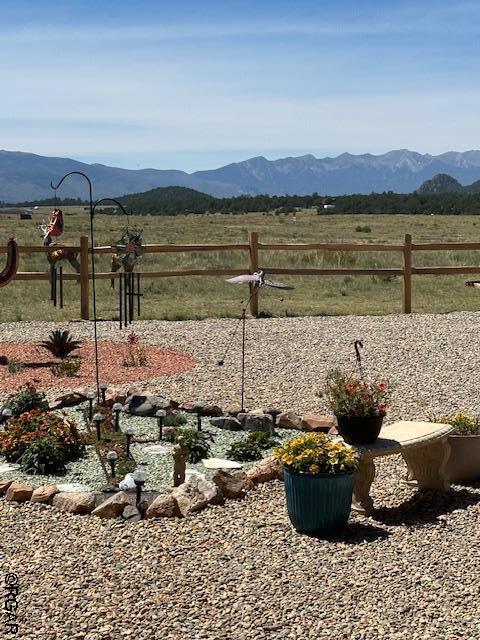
[110,226,144,328]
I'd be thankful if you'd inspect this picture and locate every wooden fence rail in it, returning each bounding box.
[2,232,480,319]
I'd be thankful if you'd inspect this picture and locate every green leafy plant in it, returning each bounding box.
[435,411,480,436]
[7,359,25,374]
[320,369,389,417]
[274,432,358,475]
[7,384,49,417]
[50,357,82,378]
[163,412,188,427]
[226,440,262,462]
[0,408,85,475]
[226,431,278,462]
[164,427,212,463]
[40,330,82,359]
[17,438,66,475]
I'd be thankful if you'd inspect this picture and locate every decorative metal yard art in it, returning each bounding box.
[354,339,365,377]
[0,238,19,287]
[219,269,294,412]
[50,172,101,401]
[110,226,144,328]
[39,200,81,309]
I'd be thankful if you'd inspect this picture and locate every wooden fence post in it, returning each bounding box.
[249,231,259,317]
[403,233,412,314]
[80,235,89,320]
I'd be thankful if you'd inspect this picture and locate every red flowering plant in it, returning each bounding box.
[0,408,85,474]
[320,369,389,417]
[123,332,147,367]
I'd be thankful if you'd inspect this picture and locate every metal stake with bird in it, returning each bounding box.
[219,269,294,411]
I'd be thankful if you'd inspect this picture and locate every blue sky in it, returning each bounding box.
[1,0,479,171]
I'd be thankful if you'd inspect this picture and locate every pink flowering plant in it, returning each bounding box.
[123,332,147,367]
[321,369,389,417]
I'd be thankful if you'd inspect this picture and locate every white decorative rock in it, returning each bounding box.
[56,483,91,493]
[202,458,243,470]
[143,445,169,455]
[118,473,136,491]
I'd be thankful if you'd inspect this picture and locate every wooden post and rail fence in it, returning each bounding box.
[2,232,480,319]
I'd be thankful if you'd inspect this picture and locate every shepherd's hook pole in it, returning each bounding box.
[50,172,100,402]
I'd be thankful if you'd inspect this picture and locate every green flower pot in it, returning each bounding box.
[284,467,354,535]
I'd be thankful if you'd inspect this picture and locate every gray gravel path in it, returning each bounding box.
[2,313,480,639]
[1,456,480,639]
[2,312,480,420]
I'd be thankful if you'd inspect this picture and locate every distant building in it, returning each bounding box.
[322,197,336,210]
[0,207,33,218]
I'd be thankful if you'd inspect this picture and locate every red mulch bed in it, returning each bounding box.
[0,341,196,392]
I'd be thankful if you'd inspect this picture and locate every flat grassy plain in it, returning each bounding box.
[1,207,480,322]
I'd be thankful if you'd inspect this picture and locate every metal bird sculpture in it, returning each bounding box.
[226,269,294,290]
[219,269,294,411]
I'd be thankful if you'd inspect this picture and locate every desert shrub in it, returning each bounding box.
[7,359,25,374]
[164,427,212,463]
[0,408,85,474]
[122,332,148,367]
[40,329,82,359]
[226,431,278,462]
[51,357,81,378]
[355,225,372,233]
[7,385,49,417]
[163,412,188,427]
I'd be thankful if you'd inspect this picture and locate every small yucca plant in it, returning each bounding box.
[40,330,82,359]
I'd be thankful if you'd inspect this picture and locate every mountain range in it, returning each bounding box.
[2,149,480,202]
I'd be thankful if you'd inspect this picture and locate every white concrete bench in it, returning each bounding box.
[350,421,453,514]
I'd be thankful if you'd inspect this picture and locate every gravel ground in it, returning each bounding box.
[1,456,480,640]
[1,313,480,639]
[2,311,480,419]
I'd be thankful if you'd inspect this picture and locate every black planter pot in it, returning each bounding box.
[335,413,385,445]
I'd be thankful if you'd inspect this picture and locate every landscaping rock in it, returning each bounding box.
[122,505,141,522]
[209,416,243,431]
[246,457,284,486]
[145,494,182,519]
[301,412,337,432]
[277,410,303,429]
[137,498,149,516]
[243,412,274,434]
[31,484,59,504]
[49,389,86,409]
[0,479,13,496]
[172,473,220,516]
[123,393,169,416]
[91,491,132,519]
[212,470,246,499]
[5,481,33,502]
[104,387,127,408]
[52,491,96,515]
[56,483,91,493]
[179,401,223,416]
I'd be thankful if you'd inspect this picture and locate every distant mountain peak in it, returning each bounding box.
[2,148,480,202]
